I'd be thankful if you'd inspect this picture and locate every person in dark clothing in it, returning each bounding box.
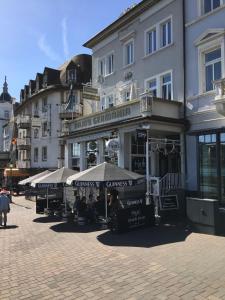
[76,196,87,217]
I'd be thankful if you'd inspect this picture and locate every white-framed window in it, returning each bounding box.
[100,97,106,111]
[42,121,48,137]
[72,143,80,157]
[42,146,47,161]
[107,95,114,108]
[205,48,222,91]
[145,70,173,100]
[198,36,224,94]
[161,19,172,48]
[67,69,77,82]
[146,28,157,55]
[98,52,114,77]
[124,39,134,66]
[34,148,38,162]
[100,94,114,110]
[203,0,221,14]
[34,128,39,139]
[161,73,172,100]
[147,78,157,97]
[42,98,48,112]
[4,111,9,119]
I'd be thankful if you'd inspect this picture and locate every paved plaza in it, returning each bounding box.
[1,197,225,300]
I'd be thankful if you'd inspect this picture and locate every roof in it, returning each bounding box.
[83,0,161,48]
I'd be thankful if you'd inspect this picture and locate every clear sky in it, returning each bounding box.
[0,0,140,101]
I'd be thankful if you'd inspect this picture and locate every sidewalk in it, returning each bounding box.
[1,196,225,299]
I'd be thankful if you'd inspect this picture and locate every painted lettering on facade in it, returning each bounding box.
[69,107,132,132]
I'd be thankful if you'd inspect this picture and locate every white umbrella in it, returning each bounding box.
[31,167,78,214]
[18,170,51,186]
[67,162,145,218]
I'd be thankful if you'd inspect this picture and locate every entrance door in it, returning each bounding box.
[159,152,180,177]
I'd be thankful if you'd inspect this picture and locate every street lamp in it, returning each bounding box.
[9,163,13,198]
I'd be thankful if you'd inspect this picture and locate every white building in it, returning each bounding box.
[15,54,91,175]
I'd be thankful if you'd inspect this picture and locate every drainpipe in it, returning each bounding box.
[182,0,187,192]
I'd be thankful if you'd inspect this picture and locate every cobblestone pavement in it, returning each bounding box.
[1,196,225,300]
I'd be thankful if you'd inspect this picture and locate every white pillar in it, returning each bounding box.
[180,132,185,189]
[64,143,69,168]
[80,142,87,171]
[97,139,105,164]
[118,131,125,168]
[150,150,157,177]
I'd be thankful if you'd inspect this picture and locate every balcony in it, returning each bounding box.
[17,138,31,150]
[213,78,225,116]
[58,104,83,119]
[17,160,31,169]
[16,115,31,129]
[69,94,183,133]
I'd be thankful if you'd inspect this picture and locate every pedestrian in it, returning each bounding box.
[0,193,10,227]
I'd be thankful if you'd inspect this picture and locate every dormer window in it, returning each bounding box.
[36,79,39,91]
[67,69,77,83]
[43,74,48,88]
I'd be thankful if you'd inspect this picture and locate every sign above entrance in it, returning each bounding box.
[136,129,147,141]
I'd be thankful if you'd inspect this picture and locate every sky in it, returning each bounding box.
[0,0,140,101]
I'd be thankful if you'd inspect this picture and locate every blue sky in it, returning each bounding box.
[0,0,140,100]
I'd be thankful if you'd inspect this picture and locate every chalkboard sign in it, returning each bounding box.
[108,200,155,233]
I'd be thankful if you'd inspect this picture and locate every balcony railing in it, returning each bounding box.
[16,160,31,169]
[16,115,31,128]
[58,104,83,119]
[213,78,225,116]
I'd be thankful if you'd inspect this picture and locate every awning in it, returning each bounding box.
[4,168,30,177]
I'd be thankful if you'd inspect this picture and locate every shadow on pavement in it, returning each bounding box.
[33,216,62,223]
[0,225,18,230]
[97,223,192,248]
[50,222,105,233]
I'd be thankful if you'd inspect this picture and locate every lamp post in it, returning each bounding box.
[9,163,13,201]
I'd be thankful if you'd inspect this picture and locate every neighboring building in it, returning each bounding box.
[65,0,186,210]
[185,0,225,233]
[15,54,91,175]
[0,77,15,151]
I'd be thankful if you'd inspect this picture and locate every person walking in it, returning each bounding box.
[0,193,10,227]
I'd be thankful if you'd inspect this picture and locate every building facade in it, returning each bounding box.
[65,0,186,210]
[185,0,225,233]
[15,54,91,174]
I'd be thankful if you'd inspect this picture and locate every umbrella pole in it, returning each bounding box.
[105,188,107,220]
[64,186,67,216]
[46,187,49,210]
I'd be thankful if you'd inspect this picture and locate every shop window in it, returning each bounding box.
[72,143,80,157]
[131,132,146,174]
[198,134,218,199]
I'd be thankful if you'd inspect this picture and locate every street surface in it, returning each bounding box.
[1,196,225,300]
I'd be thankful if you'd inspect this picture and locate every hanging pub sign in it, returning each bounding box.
[136,129,147,141]
[83,86,100,101]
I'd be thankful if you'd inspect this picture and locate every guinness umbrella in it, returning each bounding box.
[67,162,145,218]
[67,162,145,188]
[18,170,51,186]
[31,167,78,213]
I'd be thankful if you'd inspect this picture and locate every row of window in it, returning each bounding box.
[202,0,221,14]
[98,17,172,76]
[100,71,172,110]
[34,146,47,162]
